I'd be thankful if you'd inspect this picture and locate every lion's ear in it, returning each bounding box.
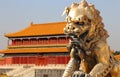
[62,7,70,16]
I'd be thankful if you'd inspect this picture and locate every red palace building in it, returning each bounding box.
[0,22,70,77]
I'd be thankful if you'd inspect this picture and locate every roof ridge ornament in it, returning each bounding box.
[30,22,33,26]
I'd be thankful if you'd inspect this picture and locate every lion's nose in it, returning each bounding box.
[64,24,76,34]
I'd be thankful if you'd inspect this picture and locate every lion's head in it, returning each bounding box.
[63,0,108,40]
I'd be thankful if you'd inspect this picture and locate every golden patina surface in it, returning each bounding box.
[62,0,120,77]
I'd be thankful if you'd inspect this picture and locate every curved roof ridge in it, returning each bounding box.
[5,21,66,37]
[31,21,66,26]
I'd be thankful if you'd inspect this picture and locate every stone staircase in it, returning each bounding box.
[0,64,66,77]
[6,65,35,77]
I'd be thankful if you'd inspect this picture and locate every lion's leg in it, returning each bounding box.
[88,41,111,77]
[62,58,77,77]
[62,48,78,77]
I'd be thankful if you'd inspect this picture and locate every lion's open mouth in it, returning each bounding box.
[64,20,91,38]
[66,30,89,40]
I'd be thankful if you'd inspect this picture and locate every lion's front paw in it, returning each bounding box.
[72,71,85,77]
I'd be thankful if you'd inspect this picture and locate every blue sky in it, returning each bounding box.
[0,0,120,51]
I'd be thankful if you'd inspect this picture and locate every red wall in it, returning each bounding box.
[0,56,70,66]
[0,59,5,65]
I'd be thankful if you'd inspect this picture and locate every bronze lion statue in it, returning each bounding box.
[62,0,120,77]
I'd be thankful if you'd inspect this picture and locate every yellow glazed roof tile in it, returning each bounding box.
[5,22,66,37]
